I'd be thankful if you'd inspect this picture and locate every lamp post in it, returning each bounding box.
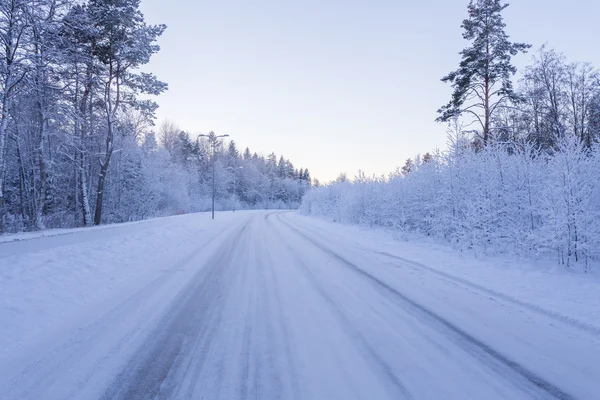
[197,132,229,220]
[227,166,243,212]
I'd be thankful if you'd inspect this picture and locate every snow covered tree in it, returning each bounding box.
[301,118,599,269]
[0,0,322,232]
[401,158,413,176]
[437,0,530,145]
[521,47,569,148]
[565,62,599,148]
[541,136,600,269]
[88,0,167,225]
[226,140,239,162]
[518,47,600,149]
[0,0,30,229]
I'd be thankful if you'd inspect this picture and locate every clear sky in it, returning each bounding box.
[139,0,600,182]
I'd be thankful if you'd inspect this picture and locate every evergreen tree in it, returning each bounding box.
[437,0,530,145]
[226,140,240,169]
[243,147,251,161]
[302,169,311,186]
[401,159,413,176]
[227,141,240,160]
[277,155,286,178]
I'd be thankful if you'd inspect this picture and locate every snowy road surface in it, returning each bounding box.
[1,211,599,399]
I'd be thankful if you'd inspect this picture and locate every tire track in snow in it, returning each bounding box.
[267,215,415,400]
[235,220,257,400]
[257,218,302,400]
[286,214,600,337]
[277,214,574,400]
[375,250,600,337]
[0,217,247,400]
[100,222,250,400]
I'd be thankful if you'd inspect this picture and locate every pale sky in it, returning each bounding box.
[139,0,600,182]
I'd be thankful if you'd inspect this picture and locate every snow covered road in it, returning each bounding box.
[1,211,599,399]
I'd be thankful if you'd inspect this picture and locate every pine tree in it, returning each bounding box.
[437,0,530,145]
[401,158,413,176]
[277,155,286,178]
[243,147,251,161]
[303,169,311,186]
[227,141,240,167]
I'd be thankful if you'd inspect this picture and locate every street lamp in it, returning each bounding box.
[227,166,243,212]
[197,132,229,220]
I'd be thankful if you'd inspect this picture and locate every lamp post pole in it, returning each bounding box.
[212,158,215,218]
[198,132,229,220]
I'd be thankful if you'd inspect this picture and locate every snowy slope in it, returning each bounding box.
[1,211,599,399]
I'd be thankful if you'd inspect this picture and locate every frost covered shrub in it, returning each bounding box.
[299,138,600,269]
[539,137,600,269]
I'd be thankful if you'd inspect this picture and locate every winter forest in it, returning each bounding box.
[301,0,600,269]
[2,0,599,273]
[0,0,311,233]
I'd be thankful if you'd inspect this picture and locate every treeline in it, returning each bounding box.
[301,0,600,269]
[301,133,600,270]
[0,0,310,233]
[154,122,312,213]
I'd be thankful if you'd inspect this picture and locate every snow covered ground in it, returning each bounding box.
[1,211,599,399]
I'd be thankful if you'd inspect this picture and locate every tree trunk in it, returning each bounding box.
[484,38,490,146]
[34,98,47,230]
[93,158,110,225]
[0,85,11,232]
[14,135,26,223]
[93,116,114,225]
[0,0,18,233]
[80,154,92,226]
[76,65,94,226]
